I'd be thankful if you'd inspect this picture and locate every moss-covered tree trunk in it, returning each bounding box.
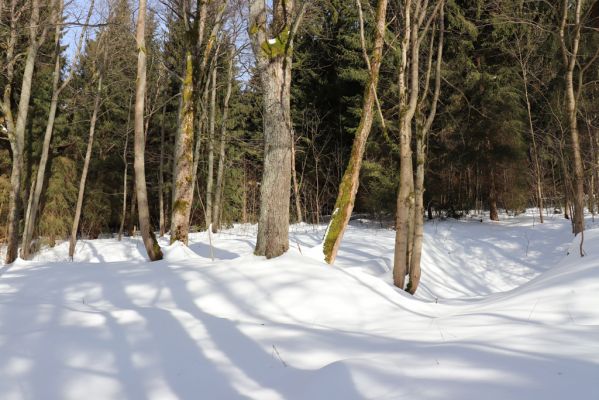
[322,0,388,264]
[134,0,162,261]
[170,52,195,244]
[249,0,306,258]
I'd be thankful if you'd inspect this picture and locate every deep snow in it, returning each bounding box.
[0,211,598,399]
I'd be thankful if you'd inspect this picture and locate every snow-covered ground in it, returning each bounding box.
[1,211,598,399]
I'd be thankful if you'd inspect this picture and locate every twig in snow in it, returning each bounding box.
[272,345,287,367]
[527,298,540,321]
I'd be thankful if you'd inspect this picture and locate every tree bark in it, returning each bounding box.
[118,96,133,241]
[322,0,388,264]
[69,75,102,260]
[559,0,585,235]
[249,0,306,258]
[21,0,93,259]
[134,0,162,260]
[170,51,195,244]
[3,0,51,263]
[205,64,217,229]
[254,60,293,257]
[408,4,444,295]
[394,0,419,289]
[212,46,235,233]
[489,171,499,221]
[158,105,166,236]
[291,128,303,223]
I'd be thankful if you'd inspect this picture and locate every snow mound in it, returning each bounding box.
[162,241,204,262]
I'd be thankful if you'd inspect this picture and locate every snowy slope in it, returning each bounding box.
[0,212,597,399]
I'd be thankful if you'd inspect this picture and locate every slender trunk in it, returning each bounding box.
[559,0,584,235]
[522,69,544,223]
[118,96,133,241]
[22,64,61,257]
[291,129,303,223]
[242,163,247,224]
[69,76,102,259]
[205,65,217,229]
[170,51,195,244]
[408,5,444,295]
[489,171,499,221]
[394,0,420,289]
[158,105,166,236]
[212,48,234,233]
[595,128,599,215]
[4,0,47,263]
[129,181,137,233]
[22,0,93,259]
[590,174,595,218]
[565,68,584,234]
[134,0,162,261]
[191,83,208,204]
[322,0,388,264]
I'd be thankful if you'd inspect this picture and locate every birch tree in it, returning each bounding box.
[134,0,163,260]
[1,0,54,263]
[394,0,442,290]
[558,0,599,239]
[21,0,94,259]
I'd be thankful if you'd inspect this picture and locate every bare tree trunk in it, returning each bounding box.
[489,171,499,221]
[69,75,102,260]
[249,0,306,258]
[322,0,388,264]
[21,0,93,259]
[3,0,51,263]
[129,181,137,233]
[170,51,195,244]
[118,96,133,241]
[559,0,585,236]
[408,5,444,295]
[242,163,248,224]
[158,105,166,236]
[212,46,235,233]
[521,63,544,224]
[205,64,217,229]
[394,0,419,289]
[291,129,303,223]
[254,60,293,257]
[595,128,599,215]
[134,0,162,260]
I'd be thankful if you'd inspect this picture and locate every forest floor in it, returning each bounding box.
[0,210,598,399]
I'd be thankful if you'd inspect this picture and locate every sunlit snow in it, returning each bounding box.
[0,211,597,399]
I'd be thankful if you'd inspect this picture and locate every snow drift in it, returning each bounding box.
[0,212,597,399]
